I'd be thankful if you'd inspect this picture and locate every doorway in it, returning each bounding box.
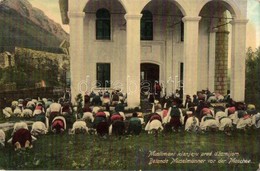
[140,63,159,94]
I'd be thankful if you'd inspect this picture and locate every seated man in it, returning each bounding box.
[102,91,111,105]
[127,112,142,135]
[151,100,162,113]
[51,116,66,134]
[92,94,102,106]
[61,101,72,115]
[111,91,119,106]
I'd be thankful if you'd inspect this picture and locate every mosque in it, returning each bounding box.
[59,0,248,107]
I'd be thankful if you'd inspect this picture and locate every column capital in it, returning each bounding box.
[230,19,248,25]
[182,16,201,22]
[68,12,85,18]
[124,14,142,20]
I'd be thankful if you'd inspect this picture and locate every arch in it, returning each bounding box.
[83,0,127,13]
[114,0,128,13]
[197,0,241,18]
[142,0,187,16]
[141,60,162,66]
[96,8,110,18]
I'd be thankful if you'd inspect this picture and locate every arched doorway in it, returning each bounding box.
[140,63,159,94]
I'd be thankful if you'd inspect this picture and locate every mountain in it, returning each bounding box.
[0,0,69,53]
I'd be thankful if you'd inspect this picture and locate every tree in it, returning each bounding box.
[245,47,260,109]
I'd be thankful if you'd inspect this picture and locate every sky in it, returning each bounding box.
[28,0,260,49]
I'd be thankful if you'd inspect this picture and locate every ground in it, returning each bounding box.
[0,126,259,170]
[0,99,260,170]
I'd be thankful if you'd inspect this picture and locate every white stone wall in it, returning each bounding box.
[82,3,185,96]
[67,0,248,106]
[83,12,127,92]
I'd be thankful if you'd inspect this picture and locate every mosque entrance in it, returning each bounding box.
[140,63,159,94]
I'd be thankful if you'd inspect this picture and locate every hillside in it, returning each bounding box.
[0,0,69,53]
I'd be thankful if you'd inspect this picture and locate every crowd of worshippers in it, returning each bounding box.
[0,89,260,151]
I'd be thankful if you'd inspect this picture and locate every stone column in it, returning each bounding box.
[208,29,217,91]
[230,19,248,101]
[214,17,229,95]
[124,14,142,108]
[68,12,86,104]
[165,29,174,96]
[182,16,201,97]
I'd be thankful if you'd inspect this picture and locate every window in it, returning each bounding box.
[96,63,110,88]
[96,8,111,40]
[141,10,153,40]
[180,21,184,42]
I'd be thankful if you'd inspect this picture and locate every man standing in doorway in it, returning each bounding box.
[154,81,161,100]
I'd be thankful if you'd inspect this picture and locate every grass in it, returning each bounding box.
[0,128,260,170]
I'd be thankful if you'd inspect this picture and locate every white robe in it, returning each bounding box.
[145,120,163,133]
[185,116,199,131]
[49,103,62,113]
[0,129,5,147]
[200,116,219,130]
[236,117,253,129]
[22,109,33,117]
[228,111,239,125]
[12,122,28,135]
[82,112,94,122]
[71,121,88,134]
[252,113,260,128]
[13,107,23,117]
[92,106,101,114]
[2,107,13,118]
[31,121,48,136]
[215,111,232,131]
